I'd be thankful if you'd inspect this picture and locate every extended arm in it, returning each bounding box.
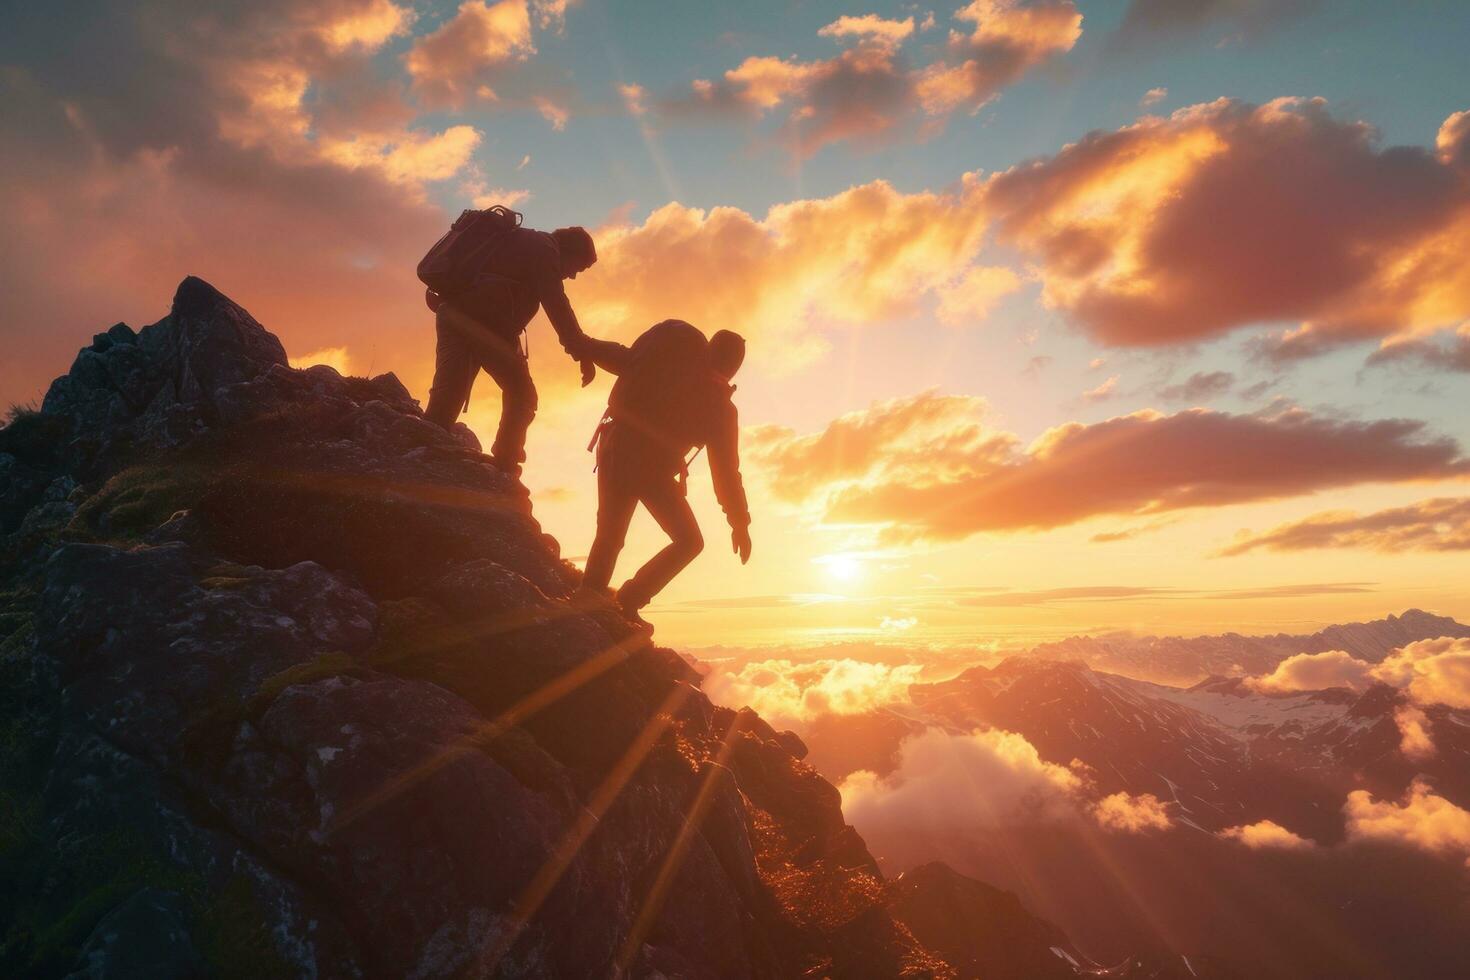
[580,336,635,375]
[537,275,589,359]
[708,398,751,562]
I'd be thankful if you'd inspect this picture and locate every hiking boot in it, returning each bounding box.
[569,585,617,613]
[487,454,524,480]
[615,590,655,635]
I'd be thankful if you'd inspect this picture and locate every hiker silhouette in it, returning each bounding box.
[577,320,752,631]
[418,207,597,476]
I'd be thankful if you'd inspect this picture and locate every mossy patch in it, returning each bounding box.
[69,461,227,541]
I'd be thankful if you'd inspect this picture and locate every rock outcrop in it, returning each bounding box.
[0,279,1076,978]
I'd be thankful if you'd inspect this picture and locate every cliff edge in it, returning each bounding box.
[0,279,1075,978]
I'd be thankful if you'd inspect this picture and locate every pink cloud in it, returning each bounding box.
[750,392,1469,540]
[1222,497,1470,555]
[981,98,1470,355]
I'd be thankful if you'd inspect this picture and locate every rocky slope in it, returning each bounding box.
[0,278,1081,978]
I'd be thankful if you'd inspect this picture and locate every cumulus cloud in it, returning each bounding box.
[1375,638,1470,710]
[569,178,994,371]
[747,391,1468,540]
[818,14,916,45]
[404,0,535,107]
[1218,819,1318,850]
[1343,779,1470,866]
[981,98,1470,356]
[1222,497,1470,555]
[1140,86,1167,109]
[1236,637,1470,711]
[1245,650,1376,694]
[839,727,1084,834]
[916,0,1082,117]
[1395,705,1437,763]
[702,658,922,729]
[1092,791,1172,832]
[665,1,1080,157]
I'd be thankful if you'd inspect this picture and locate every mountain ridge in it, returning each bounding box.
[0,278,1096,978]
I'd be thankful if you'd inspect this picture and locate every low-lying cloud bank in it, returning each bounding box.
[835,723,1179,843]
[701,657,923,730]
[1246,637,1470,711]
[1344,779,1470,868]
[838,727,1086,832]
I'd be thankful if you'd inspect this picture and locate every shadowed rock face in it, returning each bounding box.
[0,278,1076,978]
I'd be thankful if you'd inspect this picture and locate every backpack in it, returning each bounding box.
[605,320,724,465]
[417,205,522,296]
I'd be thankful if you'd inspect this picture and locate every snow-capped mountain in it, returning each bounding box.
[1023,609,1470,687]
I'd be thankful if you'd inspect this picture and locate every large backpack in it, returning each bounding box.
[605,320,723,466]
[417,205,522,296]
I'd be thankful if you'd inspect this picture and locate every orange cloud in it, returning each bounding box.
[749,392,1469,540]
[1375,638,1470,710]
[1232,637,1470,711]
[0,0,480,407]
[405,0,535,107]
[568,178,994,371]
[666,1,1080,157]
[1222,497,1470,555]
[917,0,1082,117]
[1395,705,1437,763]
[818,14,916,45]
[288,345,356,375]
[1343,778,1470,866]
[981,98,1470,355]
[1245,650,1376,694]
[320,0,413,51]
[839,727,1085,833]
[703,657,922,729]
[1218,820,1317,850]
[1091,791,1172,833]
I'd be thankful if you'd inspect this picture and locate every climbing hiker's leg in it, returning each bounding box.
[478,327,537,475]
[582,458,639,595]
[424,306,479,429]
[618,476,702,613]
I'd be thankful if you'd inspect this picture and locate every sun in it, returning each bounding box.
[817,553,863,583]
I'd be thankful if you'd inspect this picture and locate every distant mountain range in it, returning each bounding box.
[1022,609,1470,686]
[795,611,1470,978]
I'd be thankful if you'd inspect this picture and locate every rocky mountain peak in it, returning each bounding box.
[0,280,1074,978]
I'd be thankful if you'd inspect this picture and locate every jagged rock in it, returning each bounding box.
[0,278,1067,979]
[65,888,204,980]
[889,863,1075,980]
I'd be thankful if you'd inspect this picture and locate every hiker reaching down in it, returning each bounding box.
[578,320,751,630]
[418,206,598,476]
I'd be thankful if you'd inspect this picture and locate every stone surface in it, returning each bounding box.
[0,277,1073,979]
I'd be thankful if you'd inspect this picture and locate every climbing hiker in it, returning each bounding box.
[577,320,752,631]
[417,205,598,476]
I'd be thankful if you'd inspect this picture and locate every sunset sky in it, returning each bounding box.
[4,0,1469,649]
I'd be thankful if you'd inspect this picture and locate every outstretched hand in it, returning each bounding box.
[580,359,595,387]
[731,525,752,565]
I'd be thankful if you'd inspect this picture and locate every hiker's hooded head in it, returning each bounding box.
[710,330,746,381]
[552,227,597,279]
